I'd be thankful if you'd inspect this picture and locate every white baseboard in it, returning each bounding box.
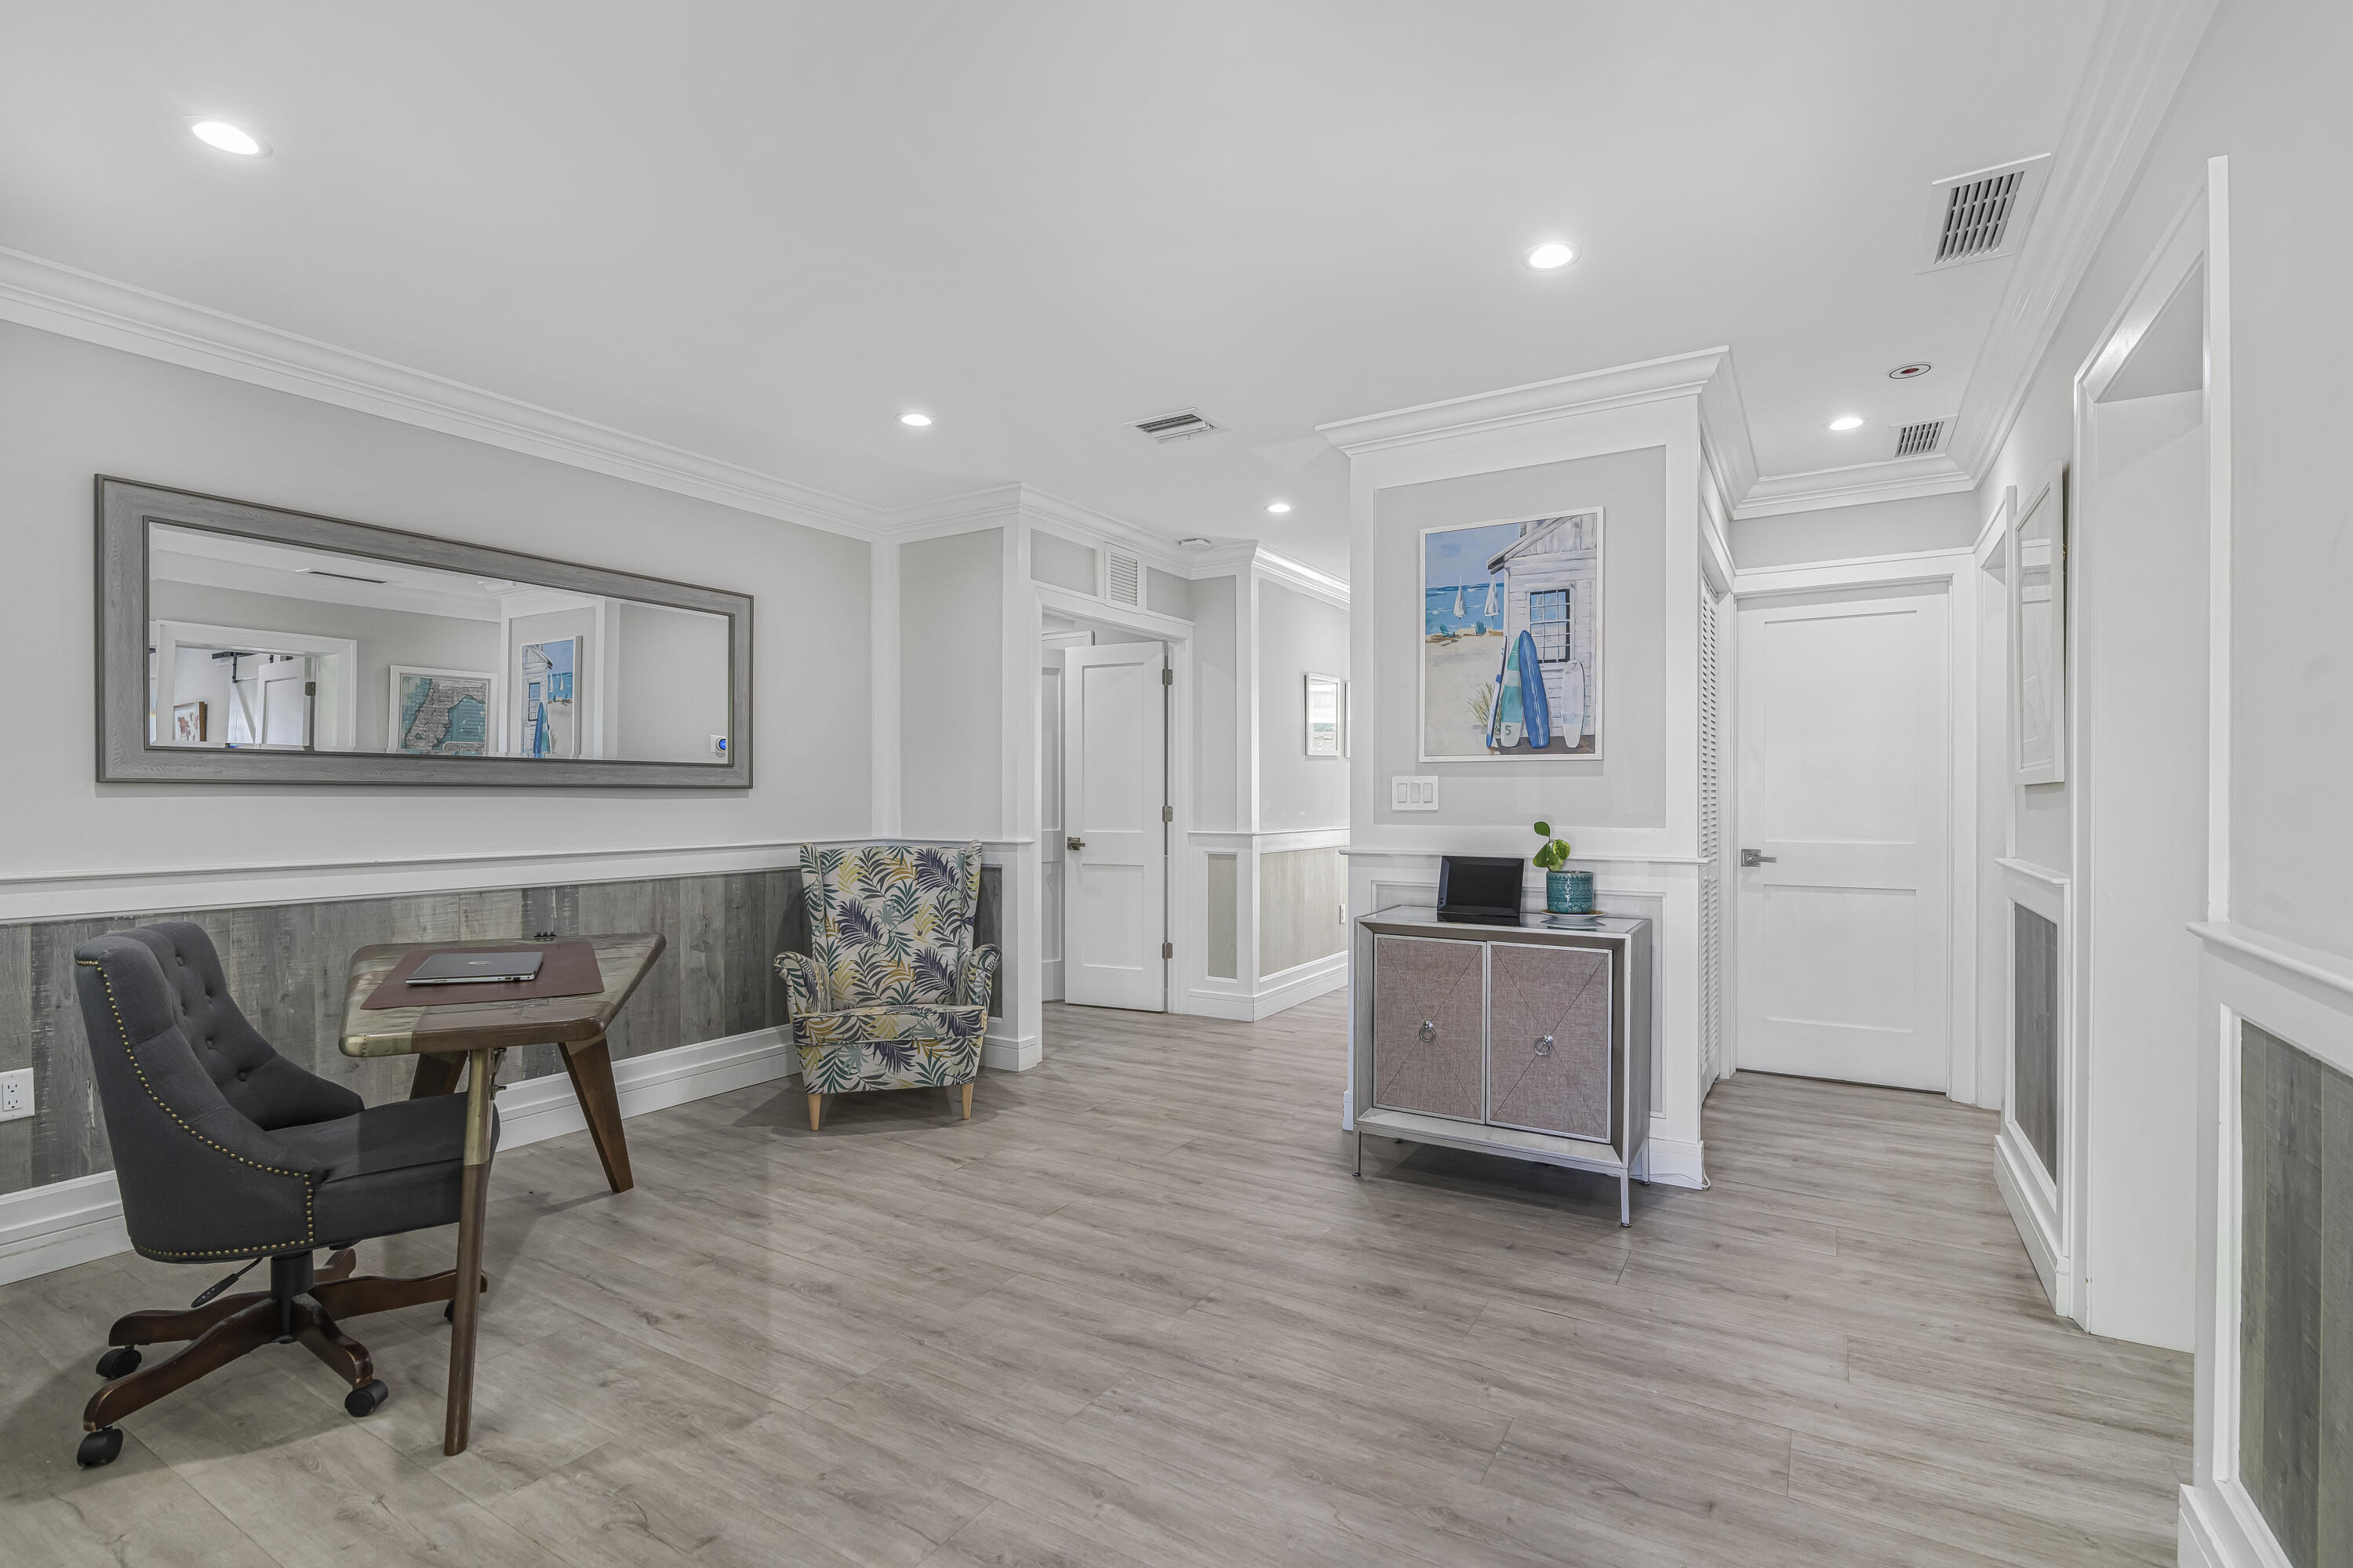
[0,1024,801,1288]
[983,1028,1041,1072]
[1187,949,1347,1021]
[1642,1131,1707,1190]
[1992,1124,2068,1317]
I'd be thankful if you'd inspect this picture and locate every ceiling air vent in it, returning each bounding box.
[1919,155,2050,270]
[1893,419,1949,458]
[1104,548,1142,608]
[1129,407,1220,443]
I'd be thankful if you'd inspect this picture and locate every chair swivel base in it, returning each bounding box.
[78,1247,486,1467]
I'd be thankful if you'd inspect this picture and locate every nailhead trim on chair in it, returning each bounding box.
[76,959,318,1260]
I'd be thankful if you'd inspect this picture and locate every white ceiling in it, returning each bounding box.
[2,1,2111,575]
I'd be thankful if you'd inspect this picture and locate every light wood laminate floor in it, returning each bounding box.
[0,995,2191,1566]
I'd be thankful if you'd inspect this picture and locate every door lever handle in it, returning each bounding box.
[1740,849,1777,868]
[1067,837,1086,851]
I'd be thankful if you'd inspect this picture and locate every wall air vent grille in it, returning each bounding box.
[1894,420,1948,458]
[1129,408,1220,442]
[1919,155,2049,271]
[1104,548,1142,608]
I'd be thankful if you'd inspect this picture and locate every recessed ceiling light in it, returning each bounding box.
[1889,362,1933,380]
[1827,415,1865,431]
[898,412,932,427]
[1525,242,1579,270]
[1266,502,1292,515]
[189,120,267,157]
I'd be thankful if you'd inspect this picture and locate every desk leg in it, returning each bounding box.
[409,1051,464,1099]
[444,1046,496,1457]
[561,1033,633,1194]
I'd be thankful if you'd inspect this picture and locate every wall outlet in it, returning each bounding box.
[0,1067,31,1122]
[1391,776,1439,811]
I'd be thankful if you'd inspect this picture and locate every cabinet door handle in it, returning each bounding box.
[1740,848,1777,868]
[1533,1034,1555,1057]
[1418,1020,1437,1042]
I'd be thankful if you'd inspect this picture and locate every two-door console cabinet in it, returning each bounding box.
[1350,905,1654,1224]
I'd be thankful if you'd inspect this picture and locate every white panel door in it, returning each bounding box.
[1736,587,1949,1090]
[1063,642,1167,1010]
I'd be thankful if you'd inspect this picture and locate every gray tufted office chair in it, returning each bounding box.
[67,922,495,1468]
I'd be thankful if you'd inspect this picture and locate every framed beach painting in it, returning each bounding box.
[1420,510,1602,762]
[519,635,582,759]
[389,666,495,756]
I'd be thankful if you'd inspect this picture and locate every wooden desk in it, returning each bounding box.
[339,931,664,1454]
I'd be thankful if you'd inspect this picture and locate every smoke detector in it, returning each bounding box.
[1129,408,1220,443]
[1178,537,1213,550]
[1918,155,2050,270]
[1888,362,1932,380]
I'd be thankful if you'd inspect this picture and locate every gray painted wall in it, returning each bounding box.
[1729,489,1980,570]
[1192,574,1240,833]
[0,322,873,879]
[1146,566,1194,620]
[1256,580,1349,831]
[1373,446,1667,831]
[616,599,732,763]
[900,529,1005,839]
[1031,531,1096,595]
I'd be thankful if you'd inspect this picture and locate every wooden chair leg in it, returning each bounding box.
[807,1093,824,1131]
[85,1298,278,1432]
[311,1266,486,1321]
[293,1304,374,1388]
[960,1082,973,1120]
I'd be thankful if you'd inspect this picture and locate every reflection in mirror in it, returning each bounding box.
[145,522,733,764]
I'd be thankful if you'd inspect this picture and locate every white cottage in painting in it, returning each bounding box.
[1484,511,1598,753]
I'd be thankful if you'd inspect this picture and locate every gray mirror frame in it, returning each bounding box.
[96,477,754,788]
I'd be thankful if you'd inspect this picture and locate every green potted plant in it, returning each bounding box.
[1532,821,1592,915]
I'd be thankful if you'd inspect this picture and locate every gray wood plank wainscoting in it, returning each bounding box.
[0,863,1001,1200]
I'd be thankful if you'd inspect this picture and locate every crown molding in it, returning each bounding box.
[1316,347,1735,457]
[1249,547,1350,609]
[1732,453,1976,518]
[1947,0,2221,479]
[1692,348,1760,511]
[0,246,893,540]
[878,482,1201,577]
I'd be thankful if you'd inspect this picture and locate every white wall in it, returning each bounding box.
[1255,580,1349,832]
[1977,0,2353,953]
[1729,489,1980,570]
[149,580,500,751]
[0,319,871,879]
[1373,446,1667,833]
[899,527,1005,839]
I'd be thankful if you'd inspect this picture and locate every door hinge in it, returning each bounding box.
[1162,941,1173,959]
[1162,805,1173,822]
[1161,667,1172,686]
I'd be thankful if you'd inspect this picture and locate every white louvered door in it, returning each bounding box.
[1697,584,1724,1088]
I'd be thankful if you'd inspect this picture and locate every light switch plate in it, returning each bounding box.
[1391,775,1439,811]
[0,1067,31,1122]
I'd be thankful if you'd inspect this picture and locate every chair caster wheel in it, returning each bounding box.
[94,1345,142,1379]
[344,1380,390,1417]
[77,1428,123,1468]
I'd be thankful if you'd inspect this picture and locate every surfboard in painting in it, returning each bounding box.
[1515,629,1551,751]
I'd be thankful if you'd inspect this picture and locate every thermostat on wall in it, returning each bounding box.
[1391,776,1438,811]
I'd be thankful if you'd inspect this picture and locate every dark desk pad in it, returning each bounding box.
[361,940,605,1010]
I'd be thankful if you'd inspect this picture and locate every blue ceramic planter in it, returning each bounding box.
[1545,868,1595,915]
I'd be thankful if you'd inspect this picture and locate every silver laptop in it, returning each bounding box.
[409,950,544,986]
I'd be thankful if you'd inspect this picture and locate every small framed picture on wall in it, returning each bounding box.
[1306,672,1343,757]
[171,700,207,744]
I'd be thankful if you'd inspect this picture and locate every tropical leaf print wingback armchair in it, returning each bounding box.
[779,842,998,1130]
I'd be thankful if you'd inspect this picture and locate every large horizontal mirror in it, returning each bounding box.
[98,479,752,788]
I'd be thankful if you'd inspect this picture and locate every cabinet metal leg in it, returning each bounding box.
[1352,1129,1362,1177]
[1619,1173,1631,1228]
